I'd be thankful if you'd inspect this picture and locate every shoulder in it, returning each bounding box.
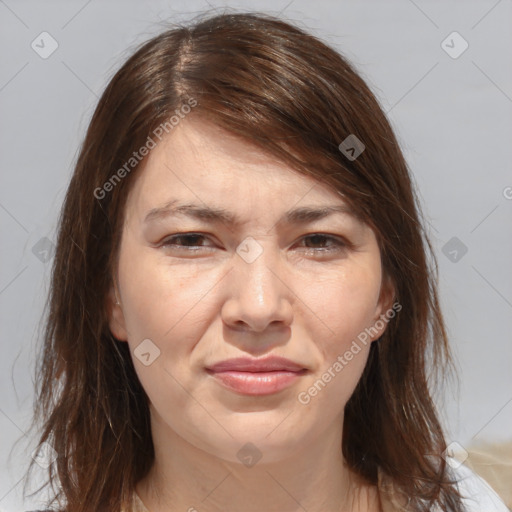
[378,460,509,512]
[449,460,509,511]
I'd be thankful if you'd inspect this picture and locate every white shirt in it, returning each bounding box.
[451,461,510,512]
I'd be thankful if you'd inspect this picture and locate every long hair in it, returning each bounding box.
[24,11,462,511]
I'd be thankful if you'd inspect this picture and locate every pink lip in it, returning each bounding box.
[206,356,308,396]
[207,356,305,373]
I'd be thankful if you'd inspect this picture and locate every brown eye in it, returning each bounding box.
[160,233,214,251]
[298,234,347,251]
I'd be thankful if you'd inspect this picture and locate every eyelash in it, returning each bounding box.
[159,233,349,255]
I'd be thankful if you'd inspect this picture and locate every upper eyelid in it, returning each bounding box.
[160,233,215,249]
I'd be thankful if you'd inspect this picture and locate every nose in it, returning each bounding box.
[221,241,294,333]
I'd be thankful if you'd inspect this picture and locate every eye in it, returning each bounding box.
[296,234,348,254]
[160,233,215,252]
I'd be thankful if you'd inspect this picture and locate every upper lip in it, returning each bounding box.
[206,356,306,373]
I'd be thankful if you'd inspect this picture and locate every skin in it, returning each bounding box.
[108,117,395,512]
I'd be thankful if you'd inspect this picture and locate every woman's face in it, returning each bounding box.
[108,117,394,464]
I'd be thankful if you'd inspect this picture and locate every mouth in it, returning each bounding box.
[205,369,308,396]
[205,356,309,396]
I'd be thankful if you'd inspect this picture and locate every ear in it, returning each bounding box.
[369,273,397,342]
[106,284,128,341]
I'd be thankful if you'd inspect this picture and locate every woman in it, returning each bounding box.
[24,11,506,512]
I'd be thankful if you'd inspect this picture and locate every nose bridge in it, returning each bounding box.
[222,236,293,331]
[237,236,283,301]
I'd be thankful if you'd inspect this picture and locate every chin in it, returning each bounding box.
[194,420,315,466]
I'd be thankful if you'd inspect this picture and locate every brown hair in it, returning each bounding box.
[24,11,462,512]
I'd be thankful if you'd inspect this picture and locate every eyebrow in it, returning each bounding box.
[143,200,360,227]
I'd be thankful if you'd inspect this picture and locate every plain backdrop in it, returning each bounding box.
[1,1,511,510]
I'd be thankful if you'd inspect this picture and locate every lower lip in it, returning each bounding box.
[207,370,307,395]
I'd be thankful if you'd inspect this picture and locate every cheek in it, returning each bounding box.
[296,268,380,407]
[296,272,377,413]
[117,241,218,343]
[116,252,216,412]
[304,262,382,353]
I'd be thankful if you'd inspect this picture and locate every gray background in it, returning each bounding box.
[1,1,511,510]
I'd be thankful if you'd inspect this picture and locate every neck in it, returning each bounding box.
[136,408,378,512]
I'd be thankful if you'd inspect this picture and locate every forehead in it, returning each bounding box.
[125,117,361,225]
